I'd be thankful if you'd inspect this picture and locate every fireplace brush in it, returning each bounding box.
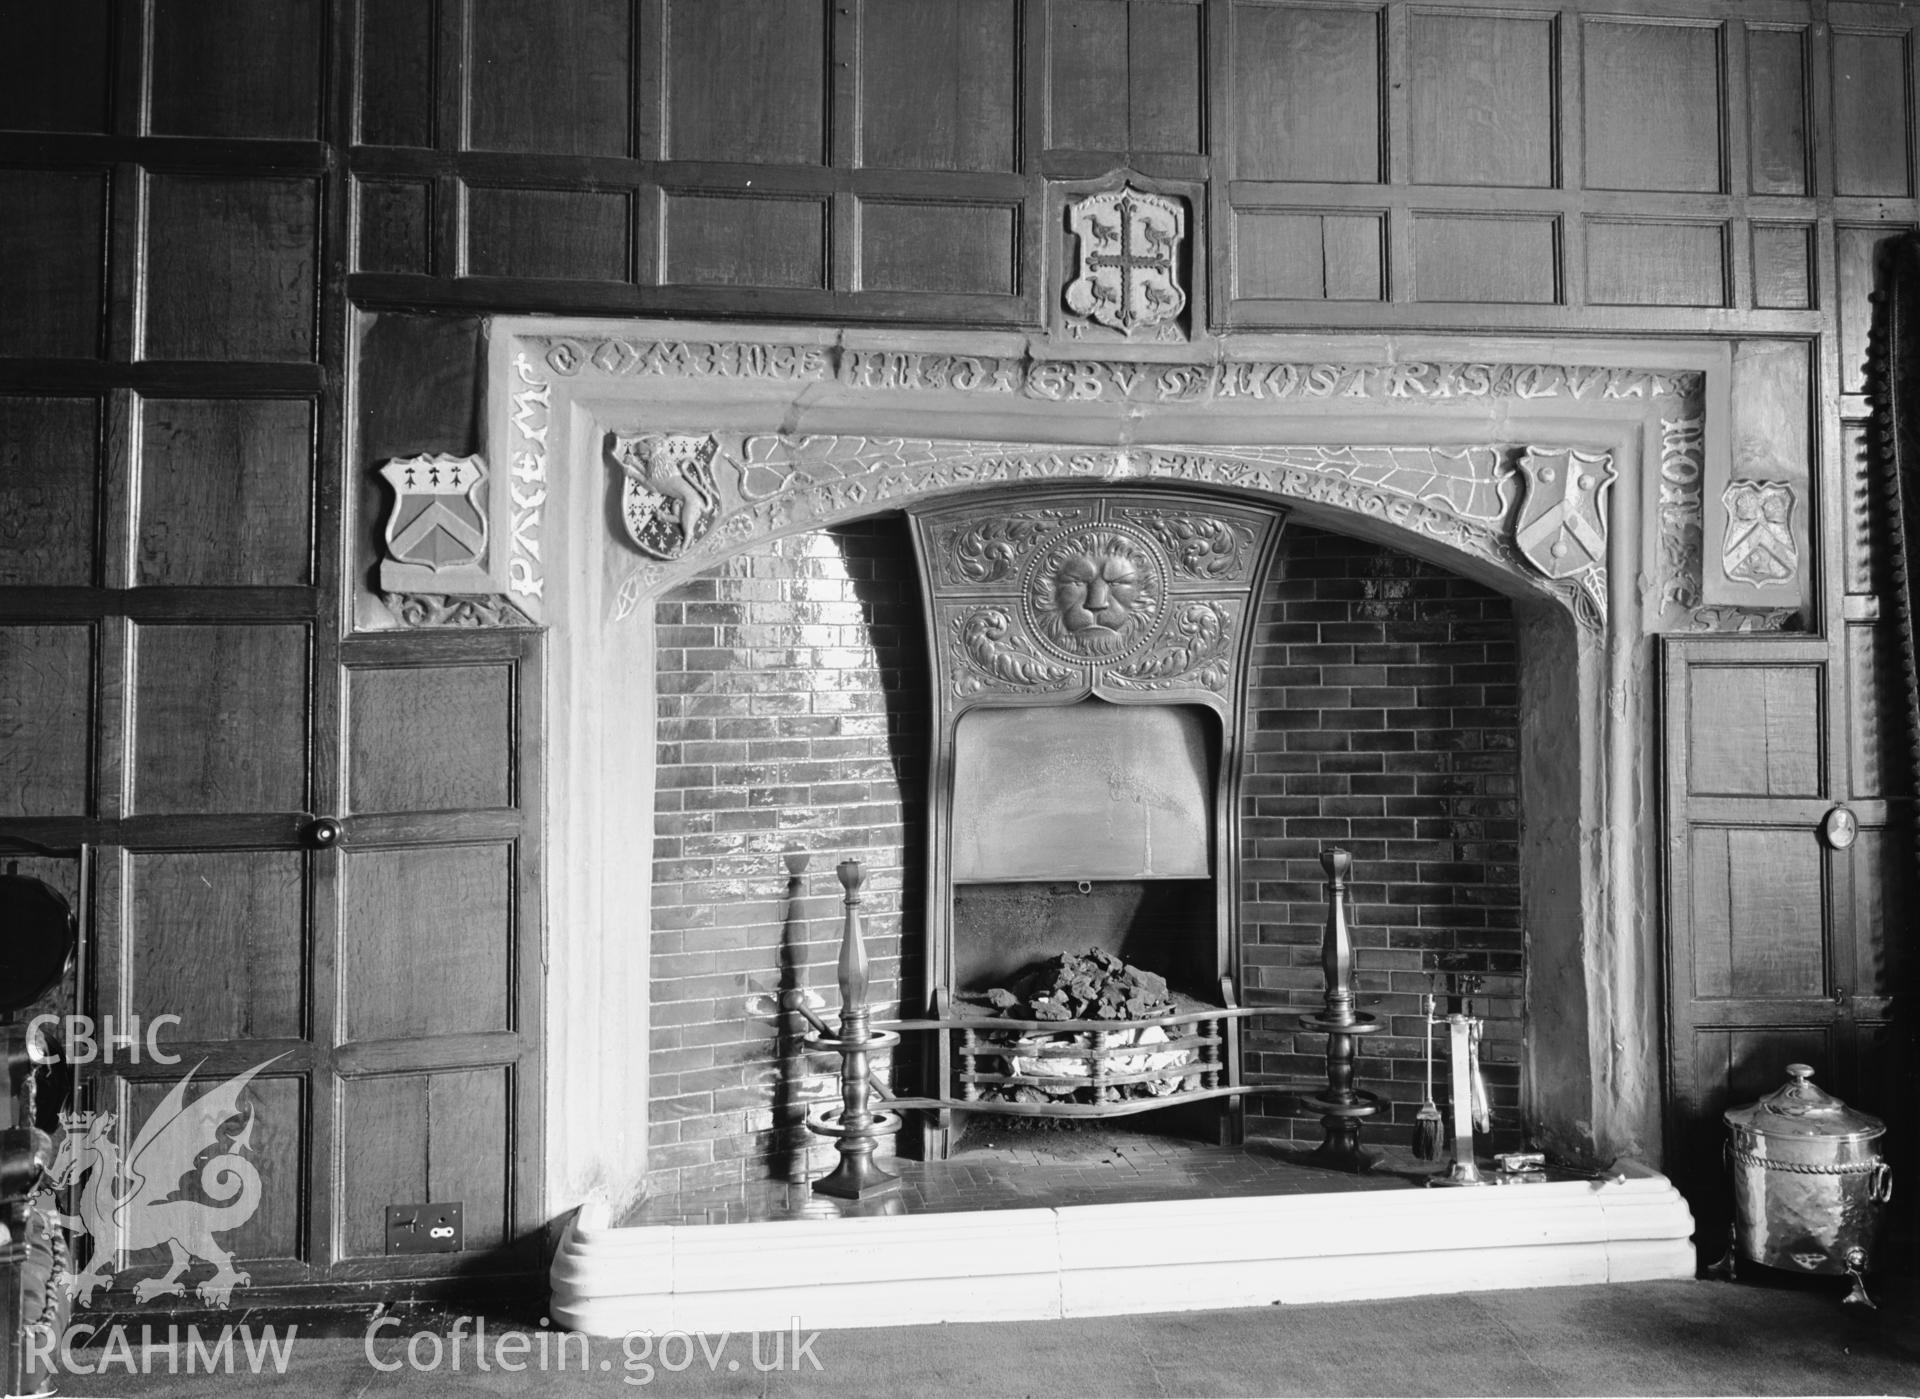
[1413,992,1442,1161]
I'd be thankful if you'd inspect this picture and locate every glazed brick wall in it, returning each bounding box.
[1238,524,1525,1150]
[648,520,928,1196]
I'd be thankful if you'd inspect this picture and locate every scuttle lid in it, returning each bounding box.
[1723,1064,1886,1143]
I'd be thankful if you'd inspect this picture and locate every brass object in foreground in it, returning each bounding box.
[1722,1064,1891,1306]
[806,860,903,1200]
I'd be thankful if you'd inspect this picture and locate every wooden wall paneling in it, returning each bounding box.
[0,168,108,359]
[127,848,306,1039]
[149,0,323,141]
[354,178,433,275]
[1585,219,1728,306]
[1128,0,1204,155]
[859,0,1018,172]
[130,622,311,814]
[1231,2,1383,183]
[1751,222,1814,309]
[143,174,320,363]
[1835,223,1888,394]
[124,1072,307,1264]
[857,200,1020,295]
[1408,10,1555,189]
[662,193,828,289]
[1047,0,1129,153]
[1845,623,1911,800]
[467,0,633,157]
[340,1067,511,1257]
[1233,209,1382,300]
[0,396,101,586]
[1685,663,1822,796]
[1842,825,1908,1001]
[1412,213,1558,303]
[356,0,436,148]
[1685,826,1824,999]
[464,186,632,282]
[0,0,113,133]
[137,397,316,586]
[0,625,93,817]
[339,843,513,1042]
[1582,17,1724,193]
[347,664,514,813]
[1830,25,1912,199]
[664,0,827,165]
[1747,24,1809,196]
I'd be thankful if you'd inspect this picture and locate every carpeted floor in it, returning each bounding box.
[44,1272,1920,1398]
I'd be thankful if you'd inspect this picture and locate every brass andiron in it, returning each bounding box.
[1428,1006,1490,1187]
[806,859,903,1199]
[1298,847,1383,1172]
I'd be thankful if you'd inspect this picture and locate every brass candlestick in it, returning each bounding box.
[1298,847,1383,1172]
[806,859,902,1199]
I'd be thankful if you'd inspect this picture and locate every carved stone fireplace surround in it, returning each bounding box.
[375,320,1764,1327]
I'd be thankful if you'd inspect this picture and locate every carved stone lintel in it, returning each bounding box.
[382,592,536,629]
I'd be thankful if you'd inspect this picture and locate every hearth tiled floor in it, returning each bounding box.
[621,1126,1463,1227]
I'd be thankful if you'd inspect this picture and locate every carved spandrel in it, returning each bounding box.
[1112,507,1260,583]
[1106,600,1239,693]
[611,432,721,561]
[948,607,1078,699]
[935,509,1085,588]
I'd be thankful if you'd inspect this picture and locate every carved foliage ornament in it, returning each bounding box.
[1064,187,1188,337]
[612,433,720,560]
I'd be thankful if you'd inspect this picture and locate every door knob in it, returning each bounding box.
[300,816,344,849]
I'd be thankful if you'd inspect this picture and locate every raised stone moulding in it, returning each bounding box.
[612,432,721,560]
[378,453,489,573]
[1063,186,1188,338]
[1720,479,1800,587]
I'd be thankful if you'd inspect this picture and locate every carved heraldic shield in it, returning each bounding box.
[1721,480,1799,586]
[1512,449,1616,581]
[612,433,721,560]
[378,454,489,571]
[1065,187,1188,336]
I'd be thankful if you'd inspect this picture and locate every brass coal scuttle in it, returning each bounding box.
[1721,1064,1892,1305]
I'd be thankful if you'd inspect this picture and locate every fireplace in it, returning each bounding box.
[473,321,1727,1318]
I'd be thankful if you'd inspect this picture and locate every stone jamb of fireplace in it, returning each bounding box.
[461,320,1739,1222]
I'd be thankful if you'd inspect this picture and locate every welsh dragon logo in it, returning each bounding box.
[42,1056,280,1307]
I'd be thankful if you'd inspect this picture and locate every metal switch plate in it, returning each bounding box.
[385,1202,463,1254]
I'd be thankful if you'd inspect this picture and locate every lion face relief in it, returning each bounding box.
[1025,526,1164,660]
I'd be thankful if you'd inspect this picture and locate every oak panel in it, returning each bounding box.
[0,170,106,359]
[1409,12,1554,189]
[1751,223,1813,310]
[469,0,633,157]
[150,0,322,140]
[1747,26,1808,196]
[1836,224,1887,395]
[1233,3,1382,183]
[663,194,827,289]
[1235,210,1382,300]
[0,626,91,818]
[1686,664,1821,797]
[348,665,514,813]
[132,623,310,814]
[1832,29,1911,198]
[340,1067,510,1256]
[1846,624,1911,800]
[1846,827,1908,1001]
[1586,220,1725,307]
[356,179,431,276]
[861,0,1017,171]
[1582,19,1722,193]
[858,201,1017,295]
[139,398,315,586]
[128,849,306,1040]
[358,0,435,147]
[0,396,100,587]
[1128,0,1204,154]
[128,1073,306,1262]
[341,844,512,1042]
[0,0,111,133]
[1721,828,1824,998]
[665,0,826,164]
[1689,1025,1833,1113]
[1047,0,1129,152]
[144,176,319,364]
[466,187,630,282]
[1412,214,1556,303]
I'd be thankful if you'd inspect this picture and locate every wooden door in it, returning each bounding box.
[1662,636,1904,1253]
